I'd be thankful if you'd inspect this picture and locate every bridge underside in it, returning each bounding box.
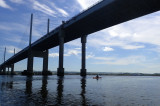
[1,0,160,72]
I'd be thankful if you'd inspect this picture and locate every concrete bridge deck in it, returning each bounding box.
[1,0,160,75]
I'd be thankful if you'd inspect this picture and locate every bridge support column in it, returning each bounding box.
[0,67,2,73]
[27,52,34,75]
[22,49,51,76]
[11,64,15,75]
[21,50,34,75]
[57,29,65,76]
[42,50,52,75]
[3,66,6,74]
[80,35,87,76]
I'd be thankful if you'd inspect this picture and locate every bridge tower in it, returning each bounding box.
[2,48,15,75]
[22,14,51,75]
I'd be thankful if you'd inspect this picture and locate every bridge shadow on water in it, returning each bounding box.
[0,75,89,106]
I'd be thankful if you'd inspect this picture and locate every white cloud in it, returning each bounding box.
[50,3,69,17]
[87,11,160,51]
[88,34,145,50]
[56,8,69,17]
[65,49,80,56]
[10,0,23,4]
[75,48,81,50]
[49,49,81,58]
[0,23,27,32]
[1,45,21,54]
[32,1,56,17]
[77,0,101,10]
[103,47,114,52]
[0,0,12,9]
[31,1,69,17]
[4,36,28,44]
[0,22,42,39]
[93,55,146,65]
[49,53,59,58]
[86,53,94,59]
[121,45,145,50]
[66,39,81,47]
[93,57,114,61]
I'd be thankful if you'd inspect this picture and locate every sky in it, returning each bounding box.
[0,0,160,73]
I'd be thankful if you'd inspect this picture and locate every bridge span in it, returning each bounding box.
[0,0,160,76]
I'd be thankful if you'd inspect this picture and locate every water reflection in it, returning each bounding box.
[41,76,48,99]
[0,76,13,90]
[25,76,32,96]
[56,77,64,105]
[1,75,160,105]
[81,77,87,106]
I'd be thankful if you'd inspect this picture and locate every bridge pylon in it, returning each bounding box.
[22,14,51,76]
[80,35,87,76]
[57,28,65,76]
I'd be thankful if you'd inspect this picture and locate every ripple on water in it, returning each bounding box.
[1,75,160,105]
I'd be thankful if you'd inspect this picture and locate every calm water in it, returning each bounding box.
[0,75,160,106]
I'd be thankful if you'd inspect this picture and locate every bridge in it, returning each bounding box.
[0,0,160,76]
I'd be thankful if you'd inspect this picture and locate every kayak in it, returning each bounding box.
[93,77,102,79]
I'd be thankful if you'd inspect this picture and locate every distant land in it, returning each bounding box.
[10,71,160,76]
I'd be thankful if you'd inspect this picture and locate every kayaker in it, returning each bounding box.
[96,74,99,78]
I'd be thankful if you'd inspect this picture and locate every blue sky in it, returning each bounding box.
[0,0,160,73]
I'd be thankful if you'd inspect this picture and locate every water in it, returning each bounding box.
[0,75,160,106]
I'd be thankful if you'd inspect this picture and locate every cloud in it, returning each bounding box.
[50,3,69,17]
[66,39,81,47]
[10,0,24,4]
[1,45,21,54]
[56,8,69,17]
[4,36,28,44]
[49,53,59,58]
[92,55,146,65]
[32,1,56,17]
[49,48,81,58]
[0,22,42,39]
[75,48,81,50]
[121,45,145,50]
[87,11,160,51]
[0,22,27,32]
[88,34,145,50]
[0,0,12,9]
[76,0,101,10]
[103,47,114,52]
[86,53,94,59]
[65,49,80,56]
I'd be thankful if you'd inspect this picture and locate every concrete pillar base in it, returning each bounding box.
[0,71,6,75]
[42,70,52,76]
[11,72,16,75]
[57,68,64,76]
[21,70,34,76]
[80,69,87,76]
